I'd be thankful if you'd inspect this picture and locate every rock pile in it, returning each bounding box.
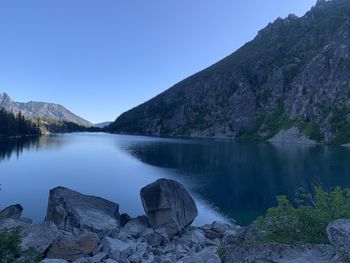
[1,179,350,263]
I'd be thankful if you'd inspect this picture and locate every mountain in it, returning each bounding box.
[95,121,112,128]
[0,92,93,127]
[109,0,350,145]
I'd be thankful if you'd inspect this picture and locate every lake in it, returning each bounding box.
[1,132,350,226]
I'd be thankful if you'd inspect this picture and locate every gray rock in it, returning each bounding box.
[128,254,141,263]
[46,232,99,261]
[0,204,23,219]
[181,256,203,263]
[224,221,263,245]
[0,218,30,231]
[224,243,341,263]
[268,127,318,145]
[45,186,120,236]
[202,221,240,240]
[142,227,164,247]
[123,215,148,238]
[211,221,232,234]
[140,179,198,236]
[89,252,108,262]
[120,213,132,227]
[101,237,136,262]
[197,247,221,263]
[105,259,118,263]
[71,258,89,263]
[180,228,207,247]
[71,252,108,263]
[327,219,350,262]
[21,222,60,254]
[40,260,69,263]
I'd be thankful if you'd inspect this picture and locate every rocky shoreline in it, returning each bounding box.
[0,179,349,263]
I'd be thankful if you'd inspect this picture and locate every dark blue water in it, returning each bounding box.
[1,133,350,225]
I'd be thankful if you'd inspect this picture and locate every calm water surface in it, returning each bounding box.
[1,133,350,225]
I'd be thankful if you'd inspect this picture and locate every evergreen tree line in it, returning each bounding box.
[0,108,40,136]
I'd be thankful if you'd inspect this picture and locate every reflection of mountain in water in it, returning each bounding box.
[124,140,350,224]
[0,136,64,161]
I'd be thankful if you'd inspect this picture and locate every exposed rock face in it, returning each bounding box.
[0,204,23,219]
[46,232,99,261]
[0,92,92,127]
[327,219,350,262]
[268,127,318,144]
[140,179,198,236]
[109,0,350,145]
[223,243,341,263]
[45,187,120,236]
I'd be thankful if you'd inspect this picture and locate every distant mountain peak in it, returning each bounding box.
[0,92,92,127]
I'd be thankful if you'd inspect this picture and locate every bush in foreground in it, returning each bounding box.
[0,228,21,262]
[256,186,350,244]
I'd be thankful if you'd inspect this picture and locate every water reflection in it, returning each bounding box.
[1,134,350,225]
[124,139,350,224]
[0,136,64,161]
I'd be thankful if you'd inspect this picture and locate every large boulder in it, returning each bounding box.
[140,179,198,236]
[327,219,350,261]
[46,232,99,261]
[45,187,120,236]
[0,204,23,219]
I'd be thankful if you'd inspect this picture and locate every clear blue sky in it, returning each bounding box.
[0,0,316,123]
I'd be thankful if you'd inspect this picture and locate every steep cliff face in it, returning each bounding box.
[109,0,350,144]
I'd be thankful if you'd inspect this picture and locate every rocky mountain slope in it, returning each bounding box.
[109,0,350,145]
[0,92,92,127]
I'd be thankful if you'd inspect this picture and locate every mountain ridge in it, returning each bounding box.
[108,0,350,145]
[0,92,93,127]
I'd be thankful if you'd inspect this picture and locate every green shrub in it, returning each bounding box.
[0,228,21,262]
[0,228,41,263]
[300,121,324,142]
[255,186,350,244]
[217,245,228,261]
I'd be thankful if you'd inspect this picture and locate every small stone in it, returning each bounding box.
[128,254,141,263]
[211,221,231,234]
[153,247,165,256]
[120,213,132,227]
[101,237,136,262]
[89,252,108,263]
[142,228,164,247]
[40,259,69,263]
[123,215,148,238]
